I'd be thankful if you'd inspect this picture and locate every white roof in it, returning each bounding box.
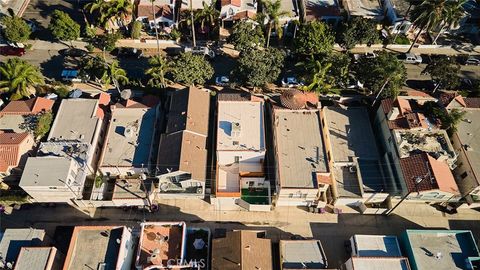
[48,99,101,144]
[217,100,265,152]
[351,257,410,270]
[19,157,75,187]
[353,235,402,257]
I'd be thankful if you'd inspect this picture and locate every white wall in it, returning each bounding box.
[276,187,318,206]
[217,150,265,166]
[117,228,136,270]
[100,166,149,177]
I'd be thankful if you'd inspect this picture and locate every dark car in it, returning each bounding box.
[59,48,88,58]
[0,46,26,56]
[113,47,143,58]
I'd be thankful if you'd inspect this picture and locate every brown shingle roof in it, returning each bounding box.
[137,2,173,21]
[211,231,272,270]
[464,97,480,108]
[380,98,394,114]
[0,131,32,173]
[400,153,458,194]
[0,97,54,116]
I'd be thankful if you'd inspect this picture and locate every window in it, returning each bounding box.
[461,172,468,179]
[234,156,241,163]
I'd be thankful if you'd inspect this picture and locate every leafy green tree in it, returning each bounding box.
[262,0,290,47]
[424,56,460,90]
[48,10,81,46]
[85,0,132,30]
[34,112,53,138]
[130,20,142,39]
[296,52,350,90]
[301,60,335,94]
[294,21,334,56]
[338,17,380,50]
[195,1,219,30]
[171,52,214,85]
[0,58,44,100]
[354,51,406,98]
[101,60,128,88]
[79,55,106,80]
[101,32,122,51]
[227,21,265,52]
[1,16,31,43]
[326,52,351,87]
[146,55,172,88]
[232,48,285,87]
[408,0,444,52]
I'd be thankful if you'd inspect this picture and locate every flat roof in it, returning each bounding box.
[101,106,156,168]
[48,99,101,144]
[112,178,153,200]
[137,222,186,268]
[280,240,327,269]
[324,106,379,162]
[217,100,265,152]
[404,230,480,270]
[353,235,402,257]
[350,257,410,270]
[14,247,56,270]
[0,115,27,133]
[0,229,45,265]
[19,157,74,187]
[344,0,383,18]
[274,109,328,188]
[456,110,480,189]
[64,226,124,270]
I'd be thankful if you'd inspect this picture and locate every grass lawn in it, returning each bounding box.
[241,188,269,205]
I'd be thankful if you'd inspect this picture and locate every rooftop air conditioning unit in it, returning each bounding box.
[231,122,241,137]
[349,166,357,173]
[124,126,134,138]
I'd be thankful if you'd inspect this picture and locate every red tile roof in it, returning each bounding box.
[221,0,241,7]
[232,10,256,20]
[380,98,394,114]
[0,131,32,173]
[95,93,111,120]
[406,90,434,98]
[400,153,458,194]
[464,97,480,108]
[0,97,54,116]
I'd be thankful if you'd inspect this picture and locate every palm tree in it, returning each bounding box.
[101,60,128,89]
[195,1,219,32]
[0,58,44,100]
[85,0,132,30]
[432,0,466,44]
[299,59,335,94]
[146,55,172,88]
[407,0,445,52]
[262,0,290,47]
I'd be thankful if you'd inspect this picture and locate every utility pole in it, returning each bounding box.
[151,0,161,56]
[190,0,196,47]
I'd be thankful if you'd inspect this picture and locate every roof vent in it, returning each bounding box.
[464,144,473,151]
[467,119,472,123]
[124,126,134,138]
[232,122,241,137]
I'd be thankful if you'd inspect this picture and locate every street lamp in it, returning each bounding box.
[385,176,425,216]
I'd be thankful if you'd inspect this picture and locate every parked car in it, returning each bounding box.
[465,56,480,66]
[397,53,422,64]
[59,48,88,58]
[25,20,37,33]
[113,47,143,58]
[0,46,26,56]
[339,76,364,90]
[184,46,215,59]
[352,52,378,62]
[281,77,304,88]
[215,76,229,86]
[61,69,82,82]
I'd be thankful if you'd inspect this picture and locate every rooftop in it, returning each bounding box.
[305,0,341,20]
[0,97,54,116]
[324,106,379,163]
[63,226,124,270]
[278,0,300,19]
[274,109,328,188]
[217,99,265,152]
[352,235,403,257]
[400,153,459,194]
[100,105,156,168]
[0,131,33,173]
[455,109,480,191]
[48,98,106,145]
[137,0,174,20]
[136,222,186,269]
[112,178,153,200]
[14,247,57,270]
[19,157,79,188]
[0,229,45,266]
[212,230,272,270]
[349,257,411,270]
[343,0,383,19]
[280,240,328,269]
[403,230,480,270]
[0,114,29,133]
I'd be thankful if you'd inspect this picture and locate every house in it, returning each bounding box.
[343,235,411,270]
[0,97,54,116]
[136,0,175,29]
[156,87,210,198]
[220,0,257,22]
[374,97,460,202]
[447,96,480,208]
[211,230,272,270]
[214,91,270,211]
[0,228,45,268]
[342,0,384,21]
[14,247,63,270]
[0,131,34,181]
[303,0,342,27]
[99,100,158,177]
[322,106,389,210]
[135,222,187,269]
[400,230,480,270]
[383,0,413,34]
[279,240,328,269]
[63,226,135,270]
[178,0,214,10]
[269,90,331,207]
